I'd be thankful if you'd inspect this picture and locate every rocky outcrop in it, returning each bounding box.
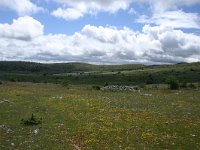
[101,85,138,91]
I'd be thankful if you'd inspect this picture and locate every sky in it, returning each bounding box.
[0,0,200,64]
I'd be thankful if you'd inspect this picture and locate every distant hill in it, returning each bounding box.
[0,61,199,85]
[0,61,144,74]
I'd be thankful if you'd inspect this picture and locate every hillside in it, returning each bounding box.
[0,61,199,85]
[0,61,144,74]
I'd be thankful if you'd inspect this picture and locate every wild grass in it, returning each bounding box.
[0,82,200,149]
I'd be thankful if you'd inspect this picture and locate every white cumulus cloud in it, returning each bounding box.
[0,16,44,40]
[52,7,84,20]
[134,0,200,29]
[52,0,133,20]
[0,0,43,16]
[137,10,200,29]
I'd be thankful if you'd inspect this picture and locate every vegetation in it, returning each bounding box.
[61,80,69,87]
[21,114,42,126]
[189,83,197,89]
[180,81,187,88]
[0,82,200,149]
[166,77,180,90]
[0,61,200,85]
[92,85,101,90]
[0,61,200,149]
[0,61,144,74]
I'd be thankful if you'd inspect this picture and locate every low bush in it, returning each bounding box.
[92,85,101,90]
[61,80,69,89]
[166,77,179,90]
[189,83,197,89]
[104,82,109,87]
[9,78,16,82]
[21,114,42,126]
[180,81,187,88]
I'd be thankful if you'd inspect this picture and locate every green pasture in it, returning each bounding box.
[1,82,200,149]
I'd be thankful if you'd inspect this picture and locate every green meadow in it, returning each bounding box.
[1,82,200,149]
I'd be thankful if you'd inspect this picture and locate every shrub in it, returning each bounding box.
[180,81,187,88]
[61,80,69,89]
[134,86,139,90]
[166,77,179,90]
[0,81,2,85]
[9,78,16,82]
[21,114,42,126]
[104,82,108,87]
[146,74,154,84]
[92,85,101,90]
[189,83,196,89]
[190,68,195,71]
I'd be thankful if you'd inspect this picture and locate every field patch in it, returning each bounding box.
[0,82,200,149]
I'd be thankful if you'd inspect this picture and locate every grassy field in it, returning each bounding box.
[1,82,200,149]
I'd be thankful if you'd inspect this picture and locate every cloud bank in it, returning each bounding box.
[0,16,199,64]
[51,0,200,24]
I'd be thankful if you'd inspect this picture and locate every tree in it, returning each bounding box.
[146,74,154,84]
[166,77,179,90]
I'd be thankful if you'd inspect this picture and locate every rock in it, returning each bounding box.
[0,124,13,133]
[6,128,12,133]
[34,128,39,135]
[11,143,15,146]
[52,96,63,100]
[164,121,177,125]
[0,124,6,128]
[191,134,196,137]
[140,93,152,96]
[0,99,14,104]
[101,85,138,91]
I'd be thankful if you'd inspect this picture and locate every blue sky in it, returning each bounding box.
[0,0,200,64]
